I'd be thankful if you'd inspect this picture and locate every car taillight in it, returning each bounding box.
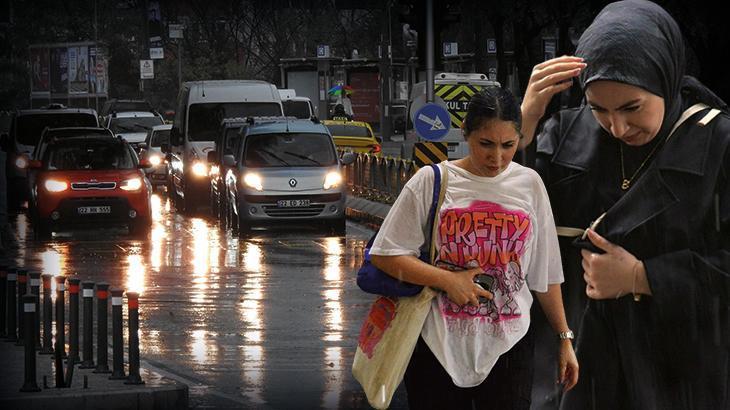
[369,144,381,154]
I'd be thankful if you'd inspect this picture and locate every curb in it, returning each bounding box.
[345,196,392,231]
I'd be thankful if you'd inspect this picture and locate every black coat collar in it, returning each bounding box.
[552,106,712,246]
[551,105,711,177]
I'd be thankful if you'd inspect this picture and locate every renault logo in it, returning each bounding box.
[289,178,297,187]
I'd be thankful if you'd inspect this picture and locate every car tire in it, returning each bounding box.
[328,218,346,236]
[129,218,152,239]
[33,217,52,240]
[181,183,198,214]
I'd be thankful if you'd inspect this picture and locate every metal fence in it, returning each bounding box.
[344,152,417,204]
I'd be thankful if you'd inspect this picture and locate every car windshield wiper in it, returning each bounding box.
[258,149,290,165]
[282,151,322,165]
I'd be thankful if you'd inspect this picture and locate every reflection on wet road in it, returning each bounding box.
[9,193,409,409]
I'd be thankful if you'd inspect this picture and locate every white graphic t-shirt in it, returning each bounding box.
[370,161,563,387]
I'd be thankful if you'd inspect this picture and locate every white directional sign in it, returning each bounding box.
[140,59,154,79]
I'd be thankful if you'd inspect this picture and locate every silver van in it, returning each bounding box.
[221,117,354,235]
[166,80,284,212]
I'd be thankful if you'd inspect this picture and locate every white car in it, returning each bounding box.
[141,124,172,189]
[106,111,165,150]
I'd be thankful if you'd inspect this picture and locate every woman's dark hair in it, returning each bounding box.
[463,86,522,137]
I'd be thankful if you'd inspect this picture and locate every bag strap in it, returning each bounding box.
[426,163,447,264]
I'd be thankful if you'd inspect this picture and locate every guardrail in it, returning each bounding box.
[343,152,417,204]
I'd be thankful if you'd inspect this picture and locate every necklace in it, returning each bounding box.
[619,137,666,190]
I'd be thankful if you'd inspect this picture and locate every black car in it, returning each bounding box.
[207,118,249,222]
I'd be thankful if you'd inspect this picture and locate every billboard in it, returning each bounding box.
[30,48,50,94]
[32,42,108,99]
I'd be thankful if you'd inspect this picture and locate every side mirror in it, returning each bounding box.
[207,150,218,165]
[222,154,236,167]
[340,152,356,166]
[137,142,148,150]
[138,159,153,169]
[375,136,383,143]
[160,143,170,153]
[28,160,42,169]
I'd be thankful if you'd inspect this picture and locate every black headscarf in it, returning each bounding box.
[575,0,727,139]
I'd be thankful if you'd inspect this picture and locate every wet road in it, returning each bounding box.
[7,193,410,409]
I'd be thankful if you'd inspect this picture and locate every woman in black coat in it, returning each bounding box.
[520,1,730,408]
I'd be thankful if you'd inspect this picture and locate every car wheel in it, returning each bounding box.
[33,217,52,240]
[129,218,152,239]
[182,184,198,214]
[328,218,346,236]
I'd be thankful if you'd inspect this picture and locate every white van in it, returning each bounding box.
[167,80,284,212]
[407,73,500,159]
[278,89,314,119]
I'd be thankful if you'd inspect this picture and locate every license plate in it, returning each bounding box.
[78,206,111,214]
[277,199,310,208]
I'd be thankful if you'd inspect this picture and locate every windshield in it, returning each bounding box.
[150,130,170,146]
[110,116,164,134]
[324,124,372,138]
[16,113,98,146]
[243,133,337,167]
[45,140,135,170]
[283,101,311,119]
[188,103,283,142]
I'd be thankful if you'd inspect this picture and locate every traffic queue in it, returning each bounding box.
[2,81,381,239]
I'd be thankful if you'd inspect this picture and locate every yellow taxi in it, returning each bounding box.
[322,119,381,154]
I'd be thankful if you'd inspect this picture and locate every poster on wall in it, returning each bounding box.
[50,47,68,94]
[30,48,50,94]
[89,47,108,95]
[69,46,89,94]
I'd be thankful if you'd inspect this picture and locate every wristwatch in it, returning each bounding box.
[558,330,575,340]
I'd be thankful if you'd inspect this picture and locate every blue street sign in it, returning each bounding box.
[414,103,451,141]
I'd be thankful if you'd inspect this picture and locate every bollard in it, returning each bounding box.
[39,274,54,354]
[29,272,41,350]
[15,269,28,346]
[124,292,144,385]
[20,294,41,392]
[68,277,81,364]
[54,341,64,388]
[5,268,17,342]
[55,275,67,358]
[79,282,95,368]
[1,263,7,338]
[109,288,126,380]
[93,283,111,373]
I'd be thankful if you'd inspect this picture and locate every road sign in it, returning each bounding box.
[317,44,330,58]
[169,24,184,39]
[140,59,154,79]
[414,103,451,141]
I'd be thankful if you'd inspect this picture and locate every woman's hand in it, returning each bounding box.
[441,266,494,306]
[520,56,586,148]
[522,56,586,120]
[558,339,579,391]
[581,229,647,299]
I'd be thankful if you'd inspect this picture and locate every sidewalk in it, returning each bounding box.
[0,342,188,410]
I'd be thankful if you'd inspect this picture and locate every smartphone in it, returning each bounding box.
[474,274,495,304]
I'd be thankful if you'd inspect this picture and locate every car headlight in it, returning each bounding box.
[243,173,263,191]
[323,171,343,190]
[191,161,208,177]
[15,155,29,170]
[44,179,68,192]
[149,154,162,166]
[120,177,143,191]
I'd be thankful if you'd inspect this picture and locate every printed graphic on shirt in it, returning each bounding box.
[437,200,531,324]
[357,296,397,358]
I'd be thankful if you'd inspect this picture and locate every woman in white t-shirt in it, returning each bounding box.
[370,86,579,409]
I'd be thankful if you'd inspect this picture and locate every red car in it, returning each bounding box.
[29,135,153,238]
